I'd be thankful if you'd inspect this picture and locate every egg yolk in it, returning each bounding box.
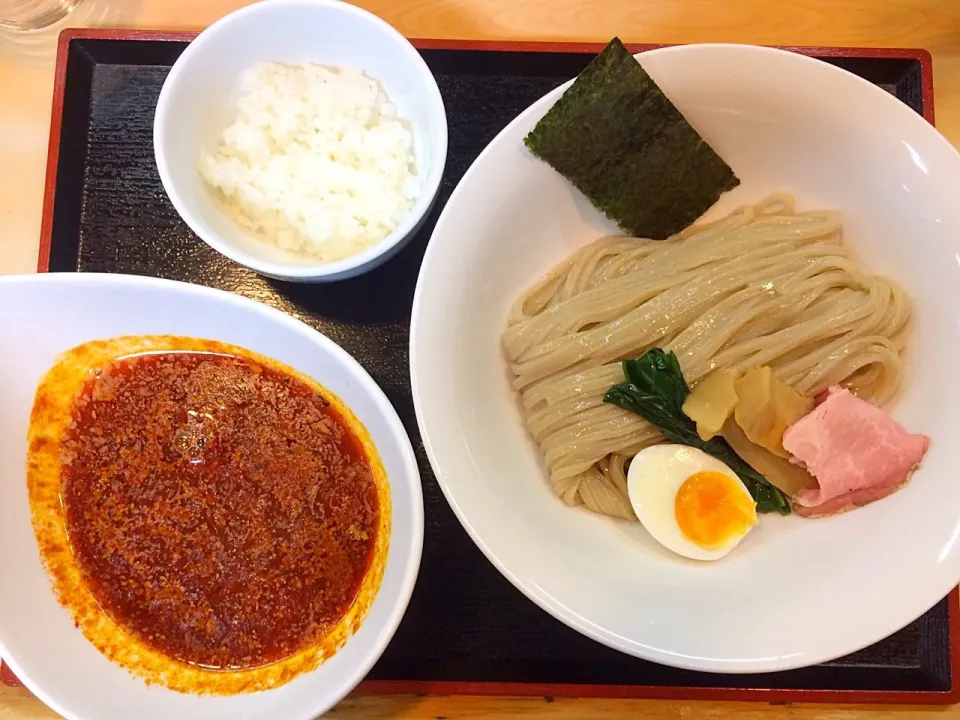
[674,471,758,550]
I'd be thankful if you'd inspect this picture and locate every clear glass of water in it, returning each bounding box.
[0,0,85,30]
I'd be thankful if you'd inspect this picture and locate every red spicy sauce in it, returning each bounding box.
[59,351,379,670]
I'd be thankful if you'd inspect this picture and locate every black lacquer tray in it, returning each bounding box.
[4,30,955,704]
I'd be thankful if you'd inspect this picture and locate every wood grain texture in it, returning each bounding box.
[3,683,960,720]
[3,0,960,718]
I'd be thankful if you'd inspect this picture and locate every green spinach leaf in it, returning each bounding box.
[604,349,790,515]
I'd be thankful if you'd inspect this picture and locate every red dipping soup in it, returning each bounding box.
[59,351,379,670]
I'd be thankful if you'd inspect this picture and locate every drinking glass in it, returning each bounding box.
[0,0,85,30]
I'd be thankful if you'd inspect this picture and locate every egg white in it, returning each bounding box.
[627,444,756,561]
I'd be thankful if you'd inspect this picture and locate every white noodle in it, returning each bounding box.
[502,195,910,520]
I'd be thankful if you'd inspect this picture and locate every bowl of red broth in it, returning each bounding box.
[0,273,423,720]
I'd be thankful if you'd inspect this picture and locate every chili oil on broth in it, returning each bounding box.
[26,335,391,694]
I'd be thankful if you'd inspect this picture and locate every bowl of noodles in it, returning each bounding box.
[410,42,960,671]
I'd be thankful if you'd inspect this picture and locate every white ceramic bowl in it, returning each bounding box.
[154,0,447,283]
[411,44,960,672]
[0,273,423,720]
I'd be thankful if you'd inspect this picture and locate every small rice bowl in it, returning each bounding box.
[198,62,420,262]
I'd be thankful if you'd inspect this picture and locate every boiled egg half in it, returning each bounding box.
[627,444,758,561]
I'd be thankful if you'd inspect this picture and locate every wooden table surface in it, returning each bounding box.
[2,0,960,717]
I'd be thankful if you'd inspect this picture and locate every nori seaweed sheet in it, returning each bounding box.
[524,38,740,240]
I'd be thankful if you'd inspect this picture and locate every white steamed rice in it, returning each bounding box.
[198,61,420,262]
